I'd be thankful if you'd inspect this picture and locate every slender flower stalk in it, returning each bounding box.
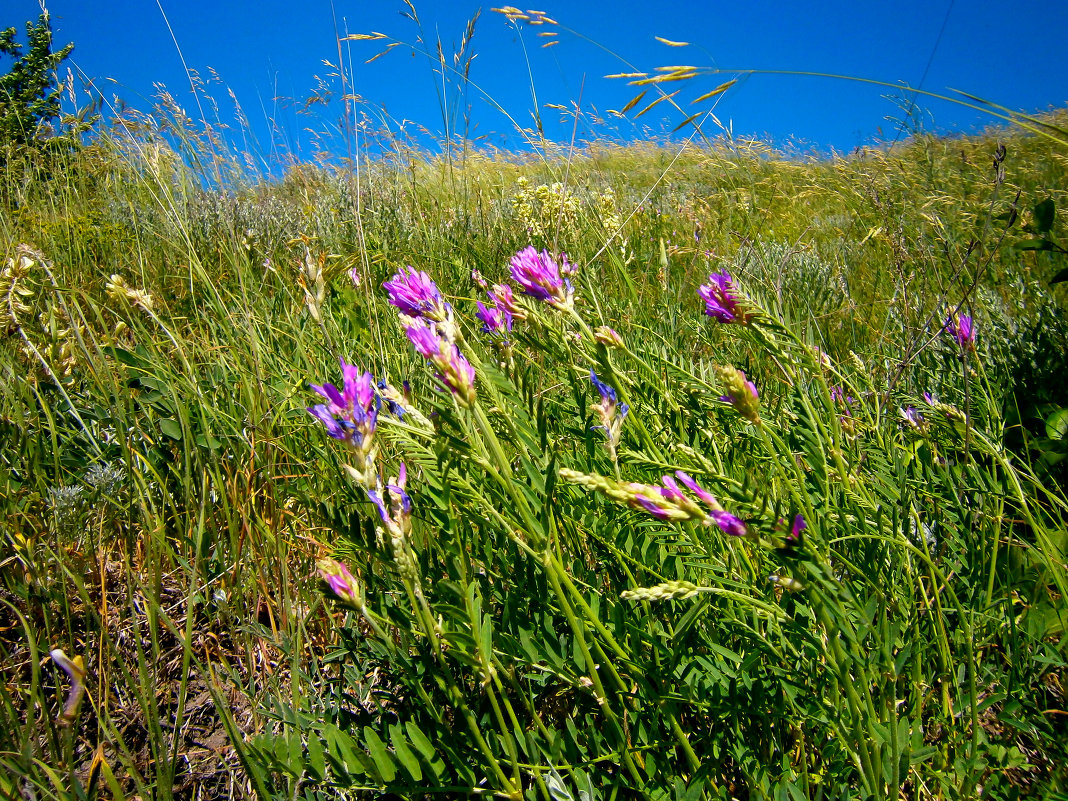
[509,246,574,310]
[406,322,477,406]
[307,360,380,486]
[698,270,748,323]
[716,365,761,424]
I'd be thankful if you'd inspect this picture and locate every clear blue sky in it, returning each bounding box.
[6,0,1067,161]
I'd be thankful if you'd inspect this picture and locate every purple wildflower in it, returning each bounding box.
[594,326,625,348]
[829,386,853,405]
[378,379,405,418]
[558,251,577,277]
[307,360,381,486]
[322,561,356,597]
[945,313,975,351]
[383,265,450,321]
[406,323,477,406]
[509,246,573,309]
[307,360,378,448]
[306,404,349,440]
[636,494,675,521]
[789,513,806,544]
[901,406,924,429]
[673,471,718,509]
[710,510,748,538]
[476,301,513,335]
[589,370,628,455]
[488,283,527,320]
[368,463,413,546]
[659,475,687,504]
[698,270,746,323]
[318,558,362,606]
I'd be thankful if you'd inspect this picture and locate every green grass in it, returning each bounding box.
[1,71,1067,801]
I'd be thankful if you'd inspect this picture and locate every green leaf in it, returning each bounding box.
[194,432,223,450]
[305,730,326,781]
[286,731,305,777]
[1051,267,1068,285]
[1046,408,1068,441]
[159,418,183,440]
[389,725,423,782]
[405,722,445,780]
[99,346,138,367]
[322,724,365,776]
[1015,238,1054,252]
[1034,197,1056,234]
[363,727,396,783]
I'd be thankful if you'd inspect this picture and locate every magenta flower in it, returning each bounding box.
[383,265,450,322]
[509,246,573,309]
[673,470,718,508]
[635,494,677,521]
[307,360,378,448]
[307,360,381,485]
[901,406,925,430]
[488,283,527,320]
[945,313,975,351]
[710,509,748,538]
[698,270,745,323]
[476,300,513,335]
[788,513,806,544]
[406,323,476,405]
[318,558,362,606]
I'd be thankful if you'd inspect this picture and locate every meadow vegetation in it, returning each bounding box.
[1,22,1068,799]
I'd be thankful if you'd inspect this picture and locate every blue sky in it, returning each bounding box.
[6,0,1067,161]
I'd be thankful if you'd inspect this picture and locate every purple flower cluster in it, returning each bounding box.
[383,265,450,322]
[381,265,478,404]
[634,470,748,537]
[698,270,746,323]
[407,322,477,406]
[318,558,361,605]
[307,360,379,447]
[306,360,381,485]
[476,300,513,336]
[509,246,573,309]
[590,370,628,416]
[945,312,975,351]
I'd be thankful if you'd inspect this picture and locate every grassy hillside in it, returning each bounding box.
[1,104,1067,800]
